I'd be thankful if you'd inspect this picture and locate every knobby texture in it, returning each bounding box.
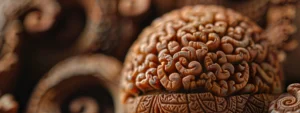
[121,5,283,100]
[153,0,299,58]
[26,54,122,113]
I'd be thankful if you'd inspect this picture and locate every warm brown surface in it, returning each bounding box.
[269,83,300,113]
[0,20,20,93]
[284,4,300,84]
[19,0,118,70]
[0,0,298,113]
[154,0,270,23]
[118,0,151,17]
[121,5,283,100]
[0,94,18,113]
[2,0,139,110]
[69,97,99,113]
[26,54,122,113]
[153,0,299,54]
[125,92,276,113]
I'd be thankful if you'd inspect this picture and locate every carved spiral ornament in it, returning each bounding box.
[26,54,122,113]
[121,5,283,100]
[269,83,300,113]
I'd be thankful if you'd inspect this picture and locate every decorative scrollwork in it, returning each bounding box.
[125,92,276,113]
[26,54,122,113]
[269,83,300,113]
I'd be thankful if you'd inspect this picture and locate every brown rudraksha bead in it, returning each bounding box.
[121,5,283,100]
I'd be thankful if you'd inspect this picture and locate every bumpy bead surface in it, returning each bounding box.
[121,5,283,99]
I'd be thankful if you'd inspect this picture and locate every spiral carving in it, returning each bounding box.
[2,0,123,77]
[269,83,300,113]
[121,5,283,100]
[26,54,122,113]
[20,0,118,55]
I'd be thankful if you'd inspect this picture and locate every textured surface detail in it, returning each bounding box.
[121,5,283,99]
[269,83,300,113]
[124,93,276,113]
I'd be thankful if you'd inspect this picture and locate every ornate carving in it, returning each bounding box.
[152,0,298,63]
[124,93,276,113]
[18,0,119,65]
[121,5,283,100]
[26,54,122,113]
[4,1,120,102]
[269,83,300,113]
[3,0,139,107]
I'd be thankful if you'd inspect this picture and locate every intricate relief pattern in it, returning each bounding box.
[153,0,298,58]
[269,83,300,113]
[125,93,275,113]
[121,5,283,99]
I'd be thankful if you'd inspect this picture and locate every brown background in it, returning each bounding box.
[284,4,300,86]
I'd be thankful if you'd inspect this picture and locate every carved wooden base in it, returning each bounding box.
[125,93,276,113]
